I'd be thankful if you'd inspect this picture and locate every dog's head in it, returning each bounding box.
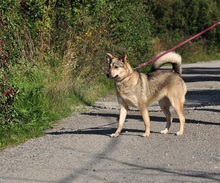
[106,53,132,81]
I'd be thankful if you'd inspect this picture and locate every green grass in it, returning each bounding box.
[0,62,115,150]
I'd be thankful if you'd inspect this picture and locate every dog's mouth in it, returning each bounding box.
[106,73,118,79]
[112,75,118,79]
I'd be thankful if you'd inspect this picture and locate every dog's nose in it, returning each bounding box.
[106,72,110,78]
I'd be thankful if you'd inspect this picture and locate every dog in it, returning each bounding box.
[106,51,187,137]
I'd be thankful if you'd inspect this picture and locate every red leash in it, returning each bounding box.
[134,21,220,70]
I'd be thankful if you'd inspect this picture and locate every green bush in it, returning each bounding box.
[147,0,220,60]
[0,40,17,134]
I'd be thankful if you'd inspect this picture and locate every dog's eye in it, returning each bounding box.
[114,66,119,69]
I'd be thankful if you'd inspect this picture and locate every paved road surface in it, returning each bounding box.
[0,61,220,183]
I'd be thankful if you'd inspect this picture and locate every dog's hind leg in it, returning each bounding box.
[110,104,128,137]
[170,97,185,136]
[159,97,173,134]
[174,103,185,136]
[140,107,150,137]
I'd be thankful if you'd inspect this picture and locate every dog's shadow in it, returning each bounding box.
[46,126,162,137]
[46,112,220,137]
[46,113,162,136]
[46,126,115,136]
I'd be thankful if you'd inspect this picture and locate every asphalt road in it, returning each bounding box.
[0,61,220,183]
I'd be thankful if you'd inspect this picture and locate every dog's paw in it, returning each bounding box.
[110,133,119,138]
[141,133,150,138]
[160,128,168,134]
[175,131,183,136]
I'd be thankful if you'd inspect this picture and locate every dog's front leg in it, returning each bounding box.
[110,105,127,137]
[140,108,150,137]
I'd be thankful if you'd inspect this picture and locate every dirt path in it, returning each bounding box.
[0,61,220,183]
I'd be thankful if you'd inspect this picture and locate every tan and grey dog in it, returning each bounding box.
[106,52,187,137]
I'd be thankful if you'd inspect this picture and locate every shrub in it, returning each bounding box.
[0,40,18,146]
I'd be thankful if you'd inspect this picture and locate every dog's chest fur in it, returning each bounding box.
[115,72,148,108]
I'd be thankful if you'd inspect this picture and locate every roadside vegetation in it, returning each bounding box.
[0,0,220,149]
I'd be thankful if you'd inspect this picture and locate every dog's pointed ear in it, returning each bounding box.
[106,53,115,63]
[119,54,127,63]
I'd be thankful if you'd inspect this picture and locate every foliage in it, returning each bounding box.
[0,0,220,148]
[0,40,17,141]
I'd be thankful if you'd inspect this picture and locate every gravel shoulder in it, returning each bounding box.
[0,61,220,183]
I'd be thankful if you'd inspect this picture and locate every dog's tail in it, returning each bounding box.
[151,51,182,75]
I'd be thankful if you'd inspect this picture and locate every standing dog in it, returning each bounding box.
[106,52,187,137]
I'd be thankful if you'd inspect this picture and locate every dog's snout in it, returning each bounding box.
[106,72,110,78]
